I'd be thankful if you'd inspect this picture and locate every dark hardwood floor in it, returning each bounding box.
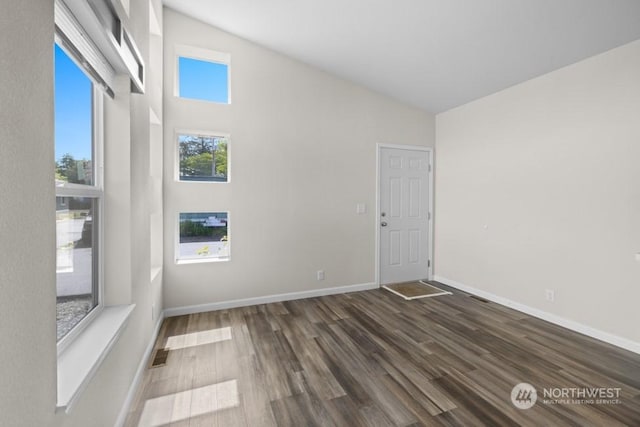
[124,283,640,426]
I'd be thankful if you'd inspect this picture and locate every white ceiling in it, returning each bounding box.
[163,0,640,113]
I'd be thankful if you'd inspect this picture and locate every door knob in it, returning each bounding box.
[381,221,388,227]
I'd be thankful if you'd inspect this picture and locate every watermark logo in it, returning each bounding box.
[542,387,622,405]
[511,383,537,409]
[510,383,623,408]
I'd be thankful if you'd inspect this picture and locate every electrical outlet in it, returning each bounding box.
[317,270,325,281]
[545,289,555,302]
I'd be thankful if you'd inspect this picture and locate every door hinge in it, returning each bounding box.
[428,212,431,220]
[428,260,431,267]
[428,164,432,172]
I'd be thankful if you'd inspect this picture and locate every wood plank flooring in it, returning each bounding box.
[124,283,640,426]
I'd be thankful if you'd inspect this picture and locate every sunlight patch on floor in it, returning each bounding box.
[137,379,239,426]
[165,326,232,350]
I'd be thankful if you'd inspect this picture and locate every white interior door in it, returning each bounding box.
[379,146,430,284]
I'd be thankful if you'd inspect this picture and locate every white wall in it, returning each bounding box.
[435,40,640,344]
[0,1,164,426]
[163,9,435,309]
[0,2,56,426]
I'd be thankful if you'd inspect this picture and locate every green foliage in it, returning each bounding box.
[182,152,214,177]
[55,153,91,184]
[180,220,227,242]
[56,153,78,183]
[180,219,208,237]
[214,141,227,176]
[179,135,227,178]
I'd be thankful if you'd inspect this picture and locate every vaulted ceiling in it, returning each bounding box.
[163,0,640,113]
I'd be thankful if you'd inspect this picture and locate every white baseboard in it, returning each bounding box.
[433,275,640,355]
[164,282,379,318]
[114,311,166,427]
[114,282,377,425]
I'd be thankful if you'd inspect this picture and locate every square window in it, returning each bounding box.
[178,212,229,261]
[178,134,228,182]
[178,56,229,103]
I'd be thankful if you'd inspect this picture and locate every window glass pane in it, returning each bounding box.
[54,43,94,186]
[179,134,228,182]
[179,212,229,260]
[56,197,98,341]
[178,56,229,103]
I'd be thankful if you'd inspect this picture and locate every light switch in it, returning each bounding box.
[356,203,366,214]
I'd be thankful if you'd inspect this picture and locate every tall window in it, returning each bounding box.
[55,43,103,342]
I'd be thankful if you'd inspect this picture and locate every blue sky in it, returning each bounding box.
[54,44,93,162]
[179,57,229,103]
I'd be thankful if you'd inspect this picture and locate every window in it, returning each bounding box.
[175,45,230,103]
[178,57,228,103]
[177,212,229,262]
[55,43,103,343]
[178,133,228,182]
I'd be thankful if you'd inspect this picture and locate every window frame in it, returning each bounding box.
[55,39,105,355]
[175,211,231,264]
[173,44,231,104]
[174,128,231,184]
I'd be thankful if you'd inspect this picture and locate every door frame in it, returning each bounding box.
[375,143,434,286]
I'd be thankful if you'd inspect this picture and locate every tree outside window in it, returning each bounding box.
[178,134,228,182]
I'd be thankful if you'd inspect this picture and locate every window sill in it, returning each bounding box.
[174,94,231,106]
[56,304,135,413]
[176,257,229,265]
